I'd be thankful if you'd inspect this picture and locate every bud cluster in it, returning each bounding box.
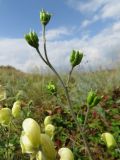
[70,50,83,68]
[47,82,57,96]
[25,31,39,49]
[40,9,51,26]
[87,90,101,107]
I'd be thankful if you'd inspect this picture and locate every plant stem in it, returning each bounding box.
[6,122,11,160]
[66,66,74,87]
[36,25,95,160]
[83,104,90,131]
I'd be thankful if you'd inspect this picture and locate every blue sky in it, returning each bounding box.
[0,0,120,71]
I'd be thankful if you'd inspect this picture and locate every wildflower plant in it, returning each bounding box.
[25,9,98,160]
[0,8,119,160]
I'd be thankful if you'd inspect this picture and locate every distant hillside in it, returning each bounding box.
[0,65,23,73]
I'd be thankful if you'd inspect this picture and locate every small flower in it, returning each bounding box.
[12,101,21,118]
[20,118,41,153]
[0,108,12,126]
[101,132,117,149]
[40,9,51,26]
[44,116,52,126]
[40,134,56,160]
[45,124,55,139]
[25,31,39,49]
[58,147,74,160]
[70,50,83,68]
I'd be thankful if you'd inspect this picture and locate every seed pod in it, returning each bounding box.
[40,9,51,26]
[70,50,83,68]
[44,116,52,126]
[45,124,55,139]
[58,147,74,160]
[40,134,56,160]
[25,31,39,49]
[87,90,96,106]
[12,100,21,118]
[0,108,12,125]
[101,132,117,149]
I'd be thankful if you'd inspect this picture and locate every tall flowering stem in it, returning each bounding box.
[25,9,95,160]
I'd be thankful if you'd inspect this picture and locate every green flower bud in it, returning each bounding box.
[87,90,101,107]
[25,31,39,49]
[0,108,12,125]
[91,96,101,107]
[12,101,21,118]
[45,124,55,139]
[58,147,74,160]
[40,134,56,160]
[40,9,51,26]
[101,132,117,149]
[47,82,57,96]
[87,90,96,106]
[70,50,83,68]
[20,118,41,153]
[44,116,52,126]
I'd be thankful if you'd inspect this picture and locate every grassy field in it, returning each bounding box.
[0,65,120,160]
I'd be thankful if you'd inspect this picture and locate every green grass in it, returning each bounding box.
[0,65,120,160]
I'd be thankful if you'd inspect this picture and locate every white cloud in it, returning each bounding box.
[0,22,120,72]
[45,27,73,41]
[101,0,120,19]
[67,0,120,28]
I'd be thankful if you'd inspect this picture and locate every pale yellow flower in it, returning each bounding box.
[101,132,116,149]
[45,124,55,139]
[0,108,12,125]
[58,147,74,160]
[12,101,21,118]
[20,118,41,153]
[44,116,52,126]
[40,134,56,160]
